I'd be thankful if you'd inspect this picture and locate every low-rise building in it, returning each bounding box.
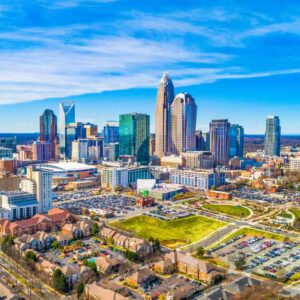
[170,169,225,190]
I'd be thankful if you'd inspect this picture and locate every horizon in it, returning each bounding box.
[0,1,300,133]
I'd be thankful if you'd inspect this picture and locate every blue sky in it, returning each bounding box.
[0,0,300,133]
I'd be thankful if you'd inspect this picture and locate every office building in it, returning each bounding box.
[0,137,17,152]
[181,151,214,169]
[100,165,150,190]
[32,141,52,162]
[119,113,150,164]
[170,169,225,190]
[264,116,281,157]
[229,124,244,158]
[39,109,58,159]
[171,93,197,155]
[65,122,86,159]
[59,101,75,157]
[155,73,174,157]
[149,133,155,156]
[0,147,13,159]
[72,138,103,163]
[108,143,119,162]
[84,123,98,138]
[290,157,300,171]
[0,191,39,220]
[21,166,53,213]
[210,119,230,165]
[103,121,119,144]
[203,132,210,151]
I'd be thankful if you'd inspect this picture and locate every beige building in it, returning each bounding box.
[181,151,214,169]
[171,93,197,156]
[155,73,174,158]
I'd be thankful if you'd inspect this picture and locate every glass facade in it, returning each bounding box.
[103,121,119,144]
[229,124,244,158]
[119,113,150,164]
[59,101,75,157]
[264,116,281,156]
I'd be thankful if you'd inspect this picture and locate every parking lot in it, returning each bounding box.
[209,234,300,281]
[57,195,138,217]
[234,188,286,205]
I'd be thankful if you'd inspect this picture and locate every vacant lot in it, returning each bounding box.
[110,215,227,249]
[203,204,251,218]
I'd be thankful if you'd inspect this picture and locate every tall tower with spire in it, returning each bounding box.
[155,73,174,157]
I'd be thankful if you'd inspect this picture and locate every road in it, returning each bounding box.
[0,252,62,300]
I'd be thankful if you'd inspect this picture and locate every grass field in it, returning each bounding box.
[289,208,300,221]
[209,227,288,249]
[278,211,293,219]
[203,204,251,218]
[110,215,227,249]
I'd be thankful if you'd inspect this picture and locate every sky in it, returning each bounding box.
[0,0,300,133]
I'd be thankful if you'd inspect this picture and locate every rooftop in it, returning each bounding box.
[35,162,97,172]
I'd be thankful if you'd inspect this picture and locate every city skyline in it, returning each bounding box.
[0,1,300,133]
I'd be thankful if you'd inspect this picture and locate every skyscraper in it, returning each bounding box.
[171,93,197,155]
[210,119,230,165]
[103,121,119,144]
[65,122,86,159]
[59,101,75,157]
[229,124,244,158]
[119,113,150,164]
[39,109,57,159]
[264,116,281,156]
[155,73,174,157]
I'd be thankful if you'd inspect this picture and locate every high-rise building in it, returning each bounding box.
[171,93,197,155]
[21,165,53,213]
[72,138,103,162]
[108,143,119,162]
[40,109,57,159]
[264,116,281,157]
[210,119,230,165]
[195,130,204,151]
[84,123,98,138]
[0,137,17,152]
[155,73,174,157]
[119,113,150,164]
[229,124,244,158]
[59,101,75,157]
[32,141,52,162]
[103,121,119,144]
[203,132,210,151]
[65,122,86,159]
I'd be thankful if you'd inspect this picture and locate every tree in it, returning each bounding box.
[25,250,37,263]
[91,223,100,236]
[233,252,246,270]
[58,273,68,293]
[154,239,161,251]
[77,282,85,299]
[114,185,124,192]
[125,250,138,262]
[51,240,60,250]
[196,246,205,258]
[210,185,216,191]
[53,268,62,290]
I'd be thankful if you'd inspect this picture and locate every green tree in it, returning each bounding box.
[91,223,100,236]
[25,250,37,262]
[233,252,246,270]
[114,185,124,192]
[210,185,216,191]
[51,240,60,250]
[154,239,161,251]
[196,246,205,258]
[77,282,85,299]
[58,273,68,293]
[53,268,62,290]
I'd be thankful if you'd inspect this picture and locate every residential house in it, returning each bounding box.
[126,269,157,289]
[95,256,121,274]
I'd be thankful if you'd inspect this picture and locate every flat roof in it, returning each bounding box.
[36,162,97,172]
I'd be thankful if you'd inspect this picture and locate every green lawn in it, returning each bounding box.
[110,215,227,249]
[289,208,300,221]
[209,227,288,249]
[203,204,251,218]
[278,211,293,219]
